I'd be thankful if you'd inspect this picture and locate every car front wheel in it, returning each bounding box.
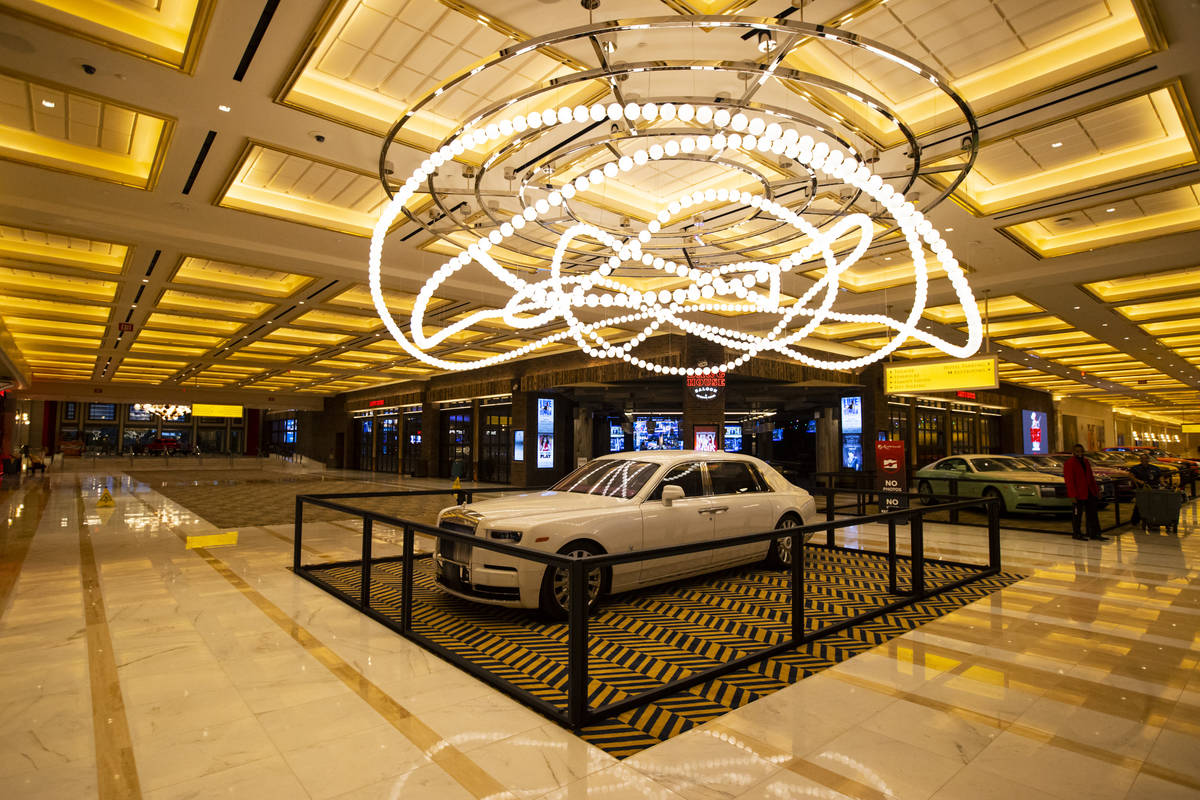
[538,541,606,620]
[918,480,935,505]
[982,486,1006,514]
[767,513,806,568]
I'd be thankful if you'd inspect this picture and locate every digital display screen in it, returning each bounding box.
[694,426,718,452]
[842,433,863,470]
[513,430,524,461]
[724,424,742,452]
[536,433,553,468]
[840,396,862,434]
[772,428,783,442]
[1022,410,1047,455]
[608,424,624,453]
[806,420,817,434]
[634,416,682,450]
[537,398,554,434]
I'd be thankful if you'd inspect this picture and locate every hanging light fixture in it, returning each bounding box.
[369,15,982,378]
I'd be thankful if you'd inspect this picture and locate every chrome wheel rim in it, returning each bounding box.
[776,517,798,566]
[551,548,602,611]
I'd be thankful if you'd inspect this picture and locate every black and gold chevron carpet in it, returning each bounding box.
[306,547,1020,757]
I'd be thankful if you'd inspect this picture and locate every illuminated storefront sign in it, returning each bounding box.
[884,356,999,394]
[686,371,725,400]
[191,403,243,418]
[1022,410,1047,455]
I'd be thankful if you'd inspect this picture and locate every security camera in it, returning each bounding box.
[313,133,325,143]
[714,94,727,103]
[961,135,972,150]
[81,63,96,75]
[383,160,395,176]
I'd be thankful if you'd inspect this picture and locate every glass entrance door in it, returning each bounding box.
[376,416,399,473]
[402,414,422,475]
[916,410,945,468]
[478,406,511,483]
[356,418,374,471]
[439,410,472,478]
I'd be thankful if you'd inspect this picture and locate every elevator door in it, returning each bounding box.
[376,416,399,473]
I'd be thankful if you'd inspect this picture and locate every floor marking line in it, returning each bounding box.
[193,548,515,800]
[825,670,1200,792]
[0,478,51,620]
[75,480,143,800]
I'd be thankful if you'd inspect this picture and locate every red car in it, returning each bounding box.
[145,438,182,454]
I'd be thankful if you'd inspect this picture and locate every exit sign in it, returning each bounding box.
[118,322,134,332]
[368,399,385,408]
[956,391,977,399]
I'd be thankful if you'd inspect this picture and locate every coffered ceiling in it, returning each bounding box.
[0,0,1198,421]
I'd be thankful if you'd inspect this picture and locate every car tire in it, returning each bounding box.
[918,480,935,505]
[982,486,1006,514]
[538,540,607,621]
[766,513,805,569]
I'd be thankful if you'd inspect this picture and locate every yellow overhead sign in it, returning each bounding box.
[192,403,244,418]
[885,356,1000,394]
[1183,424,1200,433]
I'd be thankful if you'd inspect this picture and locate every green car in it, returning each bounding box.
[915,455,1074,515]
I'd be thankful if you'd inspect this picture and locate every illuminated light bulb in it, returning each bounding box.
[677,104,695,121]
[573,105,589,123]
[748,117,765,135]
[557,107,572,124]
[623,102,641,120]
[603,162,619,178]
[541,109,557,126]
[618,155,634,171]
[731,112,748,131]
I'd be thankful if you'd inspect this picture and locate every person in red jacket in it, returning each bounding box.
[1064,443,1107,541]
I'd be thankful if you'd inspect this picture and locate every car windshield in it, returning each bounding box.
[970,457,1024,472]
[551,459,658,499]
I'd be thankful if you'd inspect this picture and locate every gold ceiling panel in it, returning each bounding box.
[156,289,274,318]
[1002,183,1200,258]
[924,295,1040,324]
[0,224,128,274]
[1083,266,1200,303]
[1115,295,1200,322]
[265,327,353,346]
[927,85,1197,214]
[0,294,109,322]
[240,340,318,356]
[127,341,208,357]
[328,284,446,314]
[1139,317,1200,336]
[135,328,224,348]
[2,316,106,338]
[0,70,172,189]
[2,0,213,71]
[1001,330,1095,348]
[217,143,428,237]
[969,316,1069,336]
[171,257,314,297]
[292,308,381,331]
[0,266,118,301]
[144,312,244,334]
[785,0,1157,147]
[225,351,292,363]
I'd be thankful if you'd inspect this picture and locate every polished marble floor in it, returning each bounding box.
[1,467,1197,799]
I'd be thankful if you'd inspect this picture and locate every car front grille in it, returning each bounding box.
[438,517,477,564]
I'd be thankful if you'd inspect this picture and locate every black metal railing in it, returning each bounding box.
[291,487,1002,730]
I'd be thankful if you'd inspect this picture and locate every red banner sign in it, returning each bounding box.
[685,371,726,387]
[368,399,385,407]
[956,390,976,399]
[875,440,908,515]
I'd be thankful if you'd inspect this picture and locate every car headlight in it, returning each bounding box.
[488,529,523,542]
[1014,485,1036,495]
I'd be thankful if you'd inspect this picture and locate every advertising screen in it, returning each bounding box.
[842,433,863,470]
[634,416,682,450]
[772,428,783,442]
[694,426,718,452]
[609,423,625,453]
[723,424,742,452]
[1021,410,1047,455]
[840,396,862,434]
[513,430,524,461]
[536,433,553,468]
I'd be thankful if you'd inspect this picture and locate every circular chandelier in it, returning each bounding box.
[134,403,190,421]
[369,15,983,377]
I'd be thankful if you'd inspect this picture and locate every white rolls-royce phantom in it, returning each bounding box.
[435,451,817,617]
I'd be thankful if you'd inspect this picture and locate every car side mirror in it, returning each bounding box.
[661,484,685,506]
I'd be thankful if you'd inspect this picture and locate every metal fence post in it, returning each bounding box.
[911,510,925,595]
[360,518,373,610]
[401,523,414,634]
[987,496,1001,571]
[825,486,836,547]
[293,497,304,571]
[887,517,898,594]
[567,558,589,729]
[790,531,804,643]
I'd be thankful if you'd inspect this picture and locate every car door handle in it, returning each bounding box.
[700,506,730,514]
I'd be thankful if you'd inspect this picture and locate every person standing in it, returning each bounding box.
[1064,443,1106,541]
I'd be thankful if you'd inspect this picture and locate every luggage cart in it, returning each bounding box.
[1135,488,1184,533]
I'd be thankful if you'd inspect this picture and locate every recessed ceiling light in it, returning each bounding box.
[945,227,954,232]
[1051,142,1062,148]
[41,99,55,109]
[1073,305,1080,310]
[218,104,231,113]
[1106,207,1116,213]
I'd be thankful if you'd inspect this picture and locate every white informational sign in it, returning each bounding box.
[513,430,524,462]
